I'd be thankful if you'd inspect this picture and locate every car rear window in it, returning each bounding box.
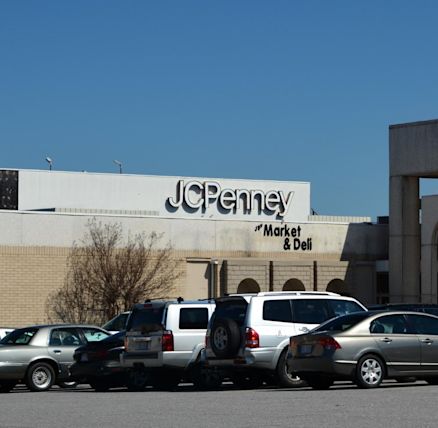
[314,312,371,332]
[0,327,38,345]
[214,299,248,326]
[126,306,165,332]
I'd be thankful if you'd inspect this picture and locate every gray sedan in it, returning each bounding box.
[0,324,110,392]
[288,311,438,389]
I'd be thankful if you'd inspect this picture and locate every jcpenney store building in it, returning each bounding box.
[0,169,388,326]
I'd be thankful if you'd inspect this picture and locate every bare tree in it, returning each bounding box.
[46,219,181,325]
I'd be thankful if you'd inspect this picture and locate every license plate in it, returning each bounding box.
[300,344,312,355]
[136,342,150,351]
[80,353,88,362]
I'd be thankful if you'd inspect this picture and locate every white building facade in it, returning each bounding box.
[0,169,388,326]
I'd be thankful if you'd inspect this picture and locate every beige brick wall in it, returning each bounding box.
[273,261,314,291]
[225,260,270,293]
[0,247,69,327]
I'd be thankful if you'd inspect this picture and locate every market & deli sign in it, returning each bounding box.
[167,180,294,217]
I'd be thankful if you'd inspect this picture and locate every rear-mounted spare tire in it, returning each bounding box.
[211,318,241,358]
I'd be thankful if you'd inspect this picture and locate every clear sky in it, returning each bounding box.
[1,1,438,220]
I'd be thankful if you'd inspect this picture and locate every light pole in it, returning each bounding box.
[113,160,122,174]
[45,157,53,171]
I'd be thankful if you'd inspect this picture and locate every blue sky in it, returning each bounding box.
[1,1,438,220]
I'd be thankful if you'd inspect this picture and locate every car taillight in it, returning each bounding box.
[124,336,128,351]
[205,330,210,348]
[318,336,341,350]
[162,330,174,351]
[245,327,259,348]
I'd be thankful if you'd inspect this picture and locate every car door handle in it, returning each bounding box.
[380,338,392,343]
[421,338,433,345]
[53,349,62,354]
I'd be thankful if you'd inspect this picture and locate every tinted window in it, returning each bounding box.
[314,313,371,332]
[103,313,129,331]
[214,300,248,326]
[328,300,364,317]
[370,315,409,334]
[126,306,165,332]
[0,328,38,345]
[82,328,110,342]
[407,314,438,335]
[263,300,292,322]
[179,308,209,329]
[50,328,83,346]
[292,299,331,324]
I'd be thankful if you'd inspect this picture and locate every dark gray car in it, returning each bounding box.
[0,324,110,393]
[288,311,438,389]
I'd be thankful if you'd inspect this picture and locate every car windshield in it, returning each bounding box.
[0,327,39,345]
[313,312,371,332]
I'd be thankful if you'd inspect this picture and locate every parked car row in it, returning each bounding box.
[3,294,438,393]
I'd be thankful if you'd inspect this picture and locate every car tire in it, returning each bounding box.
[126,369,149,392]
[210,318,241,358]
[0,381,17,393]
[26,362,56,392]
[355,354,385,389]
[191,365,222,390]
[276,349,306,388]
[90,378,111,392]
[306,376,334,390]
[232,372,263,389]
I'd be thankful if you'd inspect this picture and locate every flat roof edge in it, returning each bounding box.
[389,118,438,129]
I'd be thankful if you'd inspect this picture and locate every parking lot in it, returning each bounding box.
[1,381,437,428]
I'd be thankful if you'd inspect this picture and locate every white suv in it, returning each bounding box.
[203,291,367,388]
[121,299,216,389]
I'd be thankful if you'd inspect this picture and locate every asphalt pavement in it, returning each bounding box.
[0,380,436,428]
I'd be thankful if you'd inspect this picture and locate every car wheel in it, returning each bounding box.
[126,369,149,392]
[90,378,111,392]
[57,381,78,389]
[26,362,55,392]
[191,365,222,390]
[0,381,17,393]
[232,372,263,389]
[355,354,384,389]
[306,376,334,390]
[210,318,241,358]
[276,349,306,388]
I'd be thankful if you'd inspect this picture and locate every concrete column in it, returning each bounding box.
[389,175,420,302]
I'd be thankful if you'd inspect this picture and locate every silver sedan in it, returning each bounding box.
[288,311,438,389]
[0,324,110,392]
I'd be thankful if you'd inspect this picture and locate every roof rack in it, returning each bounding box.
[256,291,340,297]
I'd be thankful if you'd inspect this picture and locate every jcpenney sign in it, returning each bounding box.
[167,180,294,217]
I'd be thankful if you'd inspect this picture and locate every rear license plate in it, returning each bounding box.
[136,342,150,351]
[300,344,312,355]
[80,353,88,362]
